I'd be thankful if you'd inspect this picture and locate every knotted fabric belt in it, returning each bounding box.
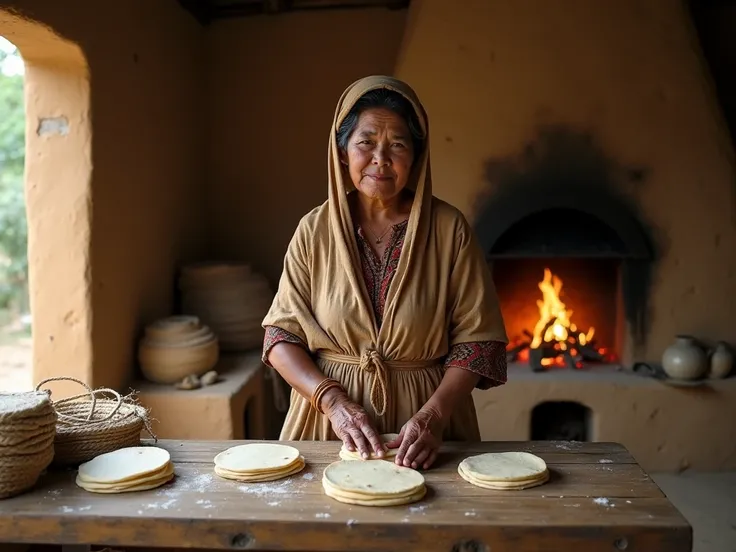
[317,350,439,417]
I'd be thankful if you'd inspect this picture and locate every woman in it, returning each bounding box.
[262,75,508,470]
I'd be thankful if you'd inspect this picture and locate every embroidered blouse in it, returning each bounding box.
[263,220,507,389]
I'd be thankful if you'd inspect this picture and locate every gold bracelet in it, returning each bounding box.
[311,378,344,414]
[311,378,341,413]
[309,378,332,412]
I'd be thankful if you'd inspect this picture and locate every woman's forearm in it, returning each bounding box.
[267,342,346,410]
[268,343,382,455]
[423,367,480,423]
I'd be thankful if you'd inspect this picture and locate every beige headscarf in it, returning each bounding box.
[263,75,507,382]
[326,75,433,346]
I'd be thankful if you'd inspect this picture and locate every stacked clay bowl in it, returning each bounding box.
[0,391,57,498]
[138,315,219,384]
[178,262,274,352]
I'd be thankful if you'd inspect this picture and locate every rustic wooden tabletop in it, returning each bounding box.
[0,439,691,552]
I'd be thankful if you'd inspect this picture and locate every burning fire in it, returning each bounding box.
[530,268,595,351]
[508,268,610,369]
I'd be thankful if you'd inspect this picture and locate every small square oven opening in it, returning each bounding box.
[531,401,592,441]
[494,257,622,370]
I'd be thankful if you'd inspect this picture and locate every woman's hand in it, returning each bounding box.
[322,388,386,459]
[387,367,481,470]
[386,404,445,470]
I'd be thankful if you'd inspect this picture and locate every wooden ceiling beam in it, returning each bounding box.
[177,0,214,25]
[264,0,290,13]
[290,0,408,8]
[178,0,409,25]
[213,2,264,18]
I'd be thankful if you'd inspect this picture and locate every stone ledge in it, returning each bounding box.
[132,351,266,441]
[507,363,736,386]
[474,365,736,472]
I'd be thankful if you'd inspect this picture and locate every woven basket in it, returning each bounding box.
[0,391,57,499]
[36,377,156,466]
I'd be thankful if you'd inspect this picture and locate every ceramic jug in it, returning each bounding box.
[661,335,707,380]
[708,342,733,379]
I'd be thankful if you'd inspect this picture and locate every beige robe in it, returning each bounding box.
[262,75,508,441]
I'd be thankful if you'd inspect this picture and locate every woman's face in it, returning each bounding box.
[342,107,415,203]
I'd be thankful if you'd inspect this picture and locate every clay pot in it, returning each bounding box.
[178,262,274,352]
[708,342,733,379]
[138,316,219,384]
[661,335,707,380]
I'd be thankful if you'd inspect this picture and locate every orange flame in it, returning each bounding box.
[530,268,595,350]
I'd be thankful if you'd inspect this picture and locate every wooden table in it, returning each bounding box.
[0,439,692,552]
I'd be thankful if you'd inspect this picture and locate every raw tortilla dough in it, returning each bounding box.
[323,482,427,506]
[339,433,399,461]
[77,464,175,493]
[215,456,305,482]
[213,443,300,473]
[322,475,419,500]
[77,446,171,484]
[458,462,549,490]
[459,452,547,482]
[322,460,426,506]
[77,473,175,494]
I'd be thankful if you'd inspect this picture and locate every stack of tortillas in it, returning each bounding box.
[214,443,305,482]
[338,433,399,461]
[75,446,174,494]
[458,451,549,490]
[322,460,426,506]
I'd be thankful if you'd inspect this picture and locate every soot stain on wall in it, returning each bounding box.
[472,125,662,348]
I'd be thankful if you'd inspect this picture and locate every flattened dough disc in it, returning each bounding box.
[323,460,425,496]
[458,462,549,490]
[459,452,547,482]
[214,443,300,473]
[323,482,426,506]
[339,433,399,460]
[77,446,171,484]
[322,476,418,500]
[76,463,175,491]
[215,456,305,482]
[78,473,175,494]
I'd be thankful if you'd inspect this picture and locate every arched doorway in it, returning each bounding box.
[0,36,31,391]
[0,10,92,396]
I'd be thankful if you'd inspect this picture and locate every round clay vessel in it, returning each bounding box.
[708,342,733,379]
[661,335,707,380]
